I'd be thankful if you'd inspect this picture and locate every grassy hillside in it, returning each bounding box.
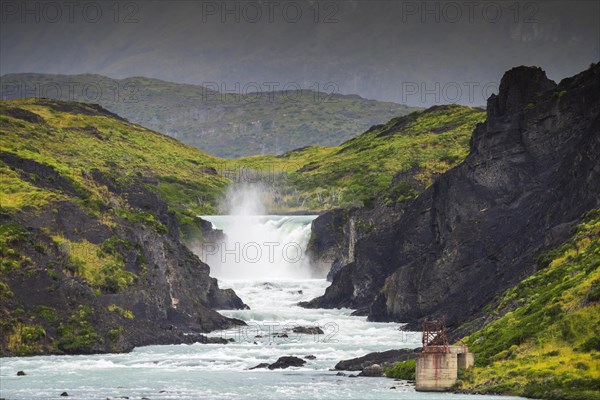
[235,105,486,211]
[0,97,229,295]
[1,98,229,229]
[0,98,246,355]
[456,208,600,400]
[0,73,417,158]
[1,98,484,215]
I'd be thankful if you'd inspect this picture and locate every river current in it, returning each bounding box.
[0,216,525,400]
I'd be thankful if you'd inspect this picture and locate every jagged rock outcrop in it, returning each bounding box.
[305,106,473,281]
[303,64,600,330]
[307,207,355,279]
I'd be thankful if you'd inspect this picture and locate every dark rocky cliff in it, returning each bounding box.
[0,102,247,356]
[0,168,246,355]
[302,64,600,330]
[307,203,404,285]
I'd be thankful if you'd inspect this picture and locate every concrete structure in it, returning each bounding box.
[457,351,475,370]
[415,345,474,392]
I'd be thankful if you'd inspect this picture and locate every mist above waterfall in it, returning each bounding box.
[199,184,321,280]
[219,184,268,215]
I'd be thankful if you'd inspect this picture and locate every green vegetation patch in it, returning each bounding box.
[55,305,103,353]
[384,359,416,380]
[107,304,134,319]
[53,235,137,293]
[0,221,30,274]
[4,322,47,355]
[115,208,168,234]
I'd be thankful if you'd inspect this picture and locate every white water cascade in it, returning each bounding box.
[198,185,320,280]
[199,215,317,279]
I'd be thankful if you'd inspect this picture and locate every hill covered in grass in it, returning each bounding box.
[0,73,417,158]
[1,98,229,232]
[1,98,483,217]
[0,98,245,356]
[456,207,600,400]
[235,105,486,212]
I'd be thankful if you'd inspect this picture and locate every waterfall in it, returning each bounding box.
[197,184,320,280]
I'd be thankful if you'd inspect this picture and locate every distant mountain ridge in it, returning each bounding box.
[0,73,417,158]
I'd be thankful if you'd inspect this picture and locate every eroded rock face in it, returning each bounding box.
[303,65,600,331]
[306,208,352,279]
[307,204,405,282]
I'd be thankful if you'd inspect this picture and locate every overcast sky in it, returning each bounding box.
[1,0,598,106]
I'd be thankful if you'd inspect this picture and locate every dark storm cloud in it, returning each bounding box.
[1,0,598,106]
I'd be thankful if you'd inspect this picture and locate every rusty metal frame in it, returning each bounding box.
[422,318,449,353]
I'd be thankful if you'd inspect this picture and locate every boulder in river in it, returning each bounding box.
[292,326,324,335]
[249,363,270,370]
[268,356,306,370]
[360,364,383,377]
[335,348,421,371]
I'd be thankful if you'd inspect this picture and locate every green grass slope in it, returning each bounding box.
[1,99,484,215]
[456,208,600,400]
[1,98,243,355]
[235,105,486,212]
[1,98,228,228]
[0,73,418,158]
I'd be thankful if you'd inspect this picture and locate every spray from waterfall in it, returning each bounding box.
[197,184,321,280]
[219,184,267,215]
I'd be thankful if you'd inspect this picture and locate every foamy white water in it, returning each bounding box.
[200,215,318,279]
[0,277,526,399]
[0,209,525,399]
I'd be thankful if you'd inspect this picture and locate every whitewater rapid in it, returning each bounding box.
[0,277,526,400]
[0,214,526,399]
[0,277,527,400]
